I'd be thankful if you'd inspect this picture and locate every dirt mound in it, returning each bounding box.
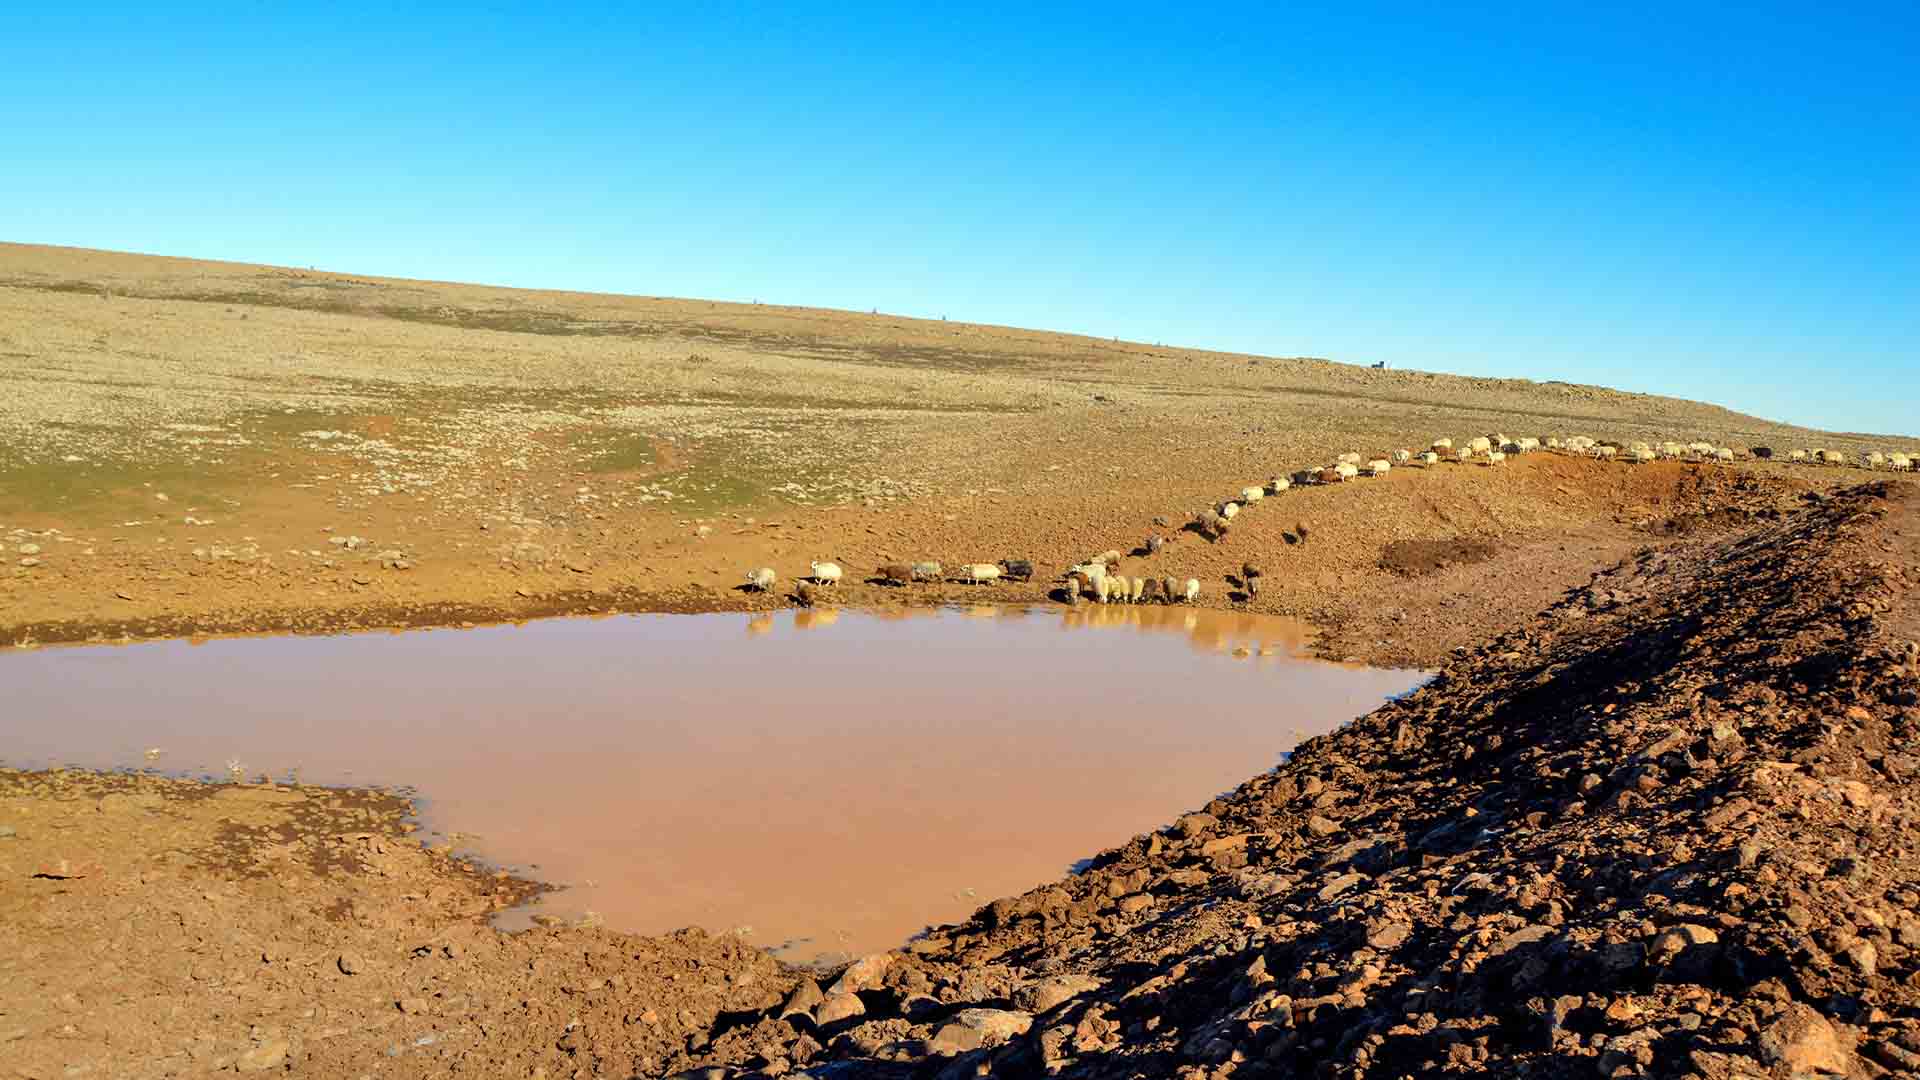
[1376,537,1498,577]
[661,480,1920,1077]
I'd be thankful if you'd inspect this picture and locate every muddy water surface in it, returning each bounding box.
[5,606,1422,962]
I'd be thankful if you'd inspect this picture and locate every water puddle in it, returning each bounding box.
[2,606,1423,963]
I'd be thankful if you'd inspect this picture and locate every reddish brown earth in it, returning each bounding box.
[7,480,1919,1078]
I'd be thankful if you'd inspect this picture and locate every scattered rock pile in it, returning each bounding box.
[674,481,1920,1078]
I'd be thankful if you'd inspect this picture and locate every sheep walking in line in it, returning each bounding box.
[1146,534,1166,556]
[1468,436,1493,454]
[1485,450,1508,465]
[958,563,1003,585]
[1266,475,1292,495]
[1218,500,1240,520]
[1241,562,1263,600]
[998,559,1034,580]
[1240,485,1265,505]
[1337,451,1363,465]
[809,561,843,586]
[1418,451,1440,467]
[1195,509,1231,542]
[1714,447,1736,463]
[1431,437,1454,452]
[1392,449,1412,463]
[1366,458,1391,477]
[1891,453,1913,472]
[1867,451,1888,469]
[1789,449,1809,462]
[877,562,913,586]
[744,567,778,593]
[911,561,944,582]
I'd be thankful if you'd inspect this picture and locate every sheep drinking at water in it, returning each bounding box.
[744,567,778,592]
[911,561,944,582]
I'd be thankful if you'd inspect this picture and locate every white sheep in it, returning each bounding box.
[1485,450,1507,465]
[911,561,944,582]
[1468,436,1492,454]
[1219,501,1240,519]
[960,563,1003,584]
[1891,453,1912,472]
[809,561,843,586]
[1546,437,1564,450]
[1867,451,1887,469]
[1823,449,1849,466]
[1392,449,1412,463]
[1418,451,1439,467]
[1240,486,1264,504]
[1266,475,1292,495]
[1337,451,1363,465]
[1129,576,1147,604]
[1366,459,1391,476]
[1183,578,1201,603]
[1714,447,1735,463]
[1630,448,1656,463]
[1789,449,1809,462]
[1431,437,1454,451]
[1515,437,1540,453]
[1660,441,1684,459]
[1334,462,1359,481]
[1595,446,1617,460]
[744,567,777,592]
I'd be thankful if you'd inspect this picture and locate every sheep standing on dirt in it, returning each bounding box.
[1241,562,1263,599]
[1366,458,1391,477]
[1266,475,1291,495]
[809,561,842,586]
[1194,510,1229,542]
[1485,450,1508,465]
[959,563,1003,585]
[1468,436,1493,455]
[1891,453,1913,472]
[744,567,777,593]
[1630,448,1656,463]
[1867,451,1888,469]
[998,559,1034,581]
[1334,462,1359,481]
[1337,452,1363,466]
[1218,501,1240,520]
[1431,438,1454,453]
[1392,449,1412,463]
[911,561,943,582]
[1788,449,1809,462]
[1146,534,1166,556]
[1418,451,1439,467]
[1098,550,1124,571]
[876,563,913,586]
[1139,577,1162,605]
[1714,447,1736,463]
[1240,485,1264,505]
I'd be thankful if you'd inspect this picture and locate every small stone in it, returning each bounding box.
[398,997,429,1014]
[17,543,40,555]
[1648,923,1719,964]
[1015,975,1102,1014]
[235,1040,289,1072]
[337,953,362,975]
[0,825,14,840]
[1117,894,1154,915]
[1305,815,1340,837]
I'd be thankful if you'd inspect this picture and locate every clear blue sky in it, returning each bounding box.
[3,4,1915,435]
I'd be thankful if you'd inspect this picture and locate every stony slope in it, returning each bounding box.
[670,480,1920,1079]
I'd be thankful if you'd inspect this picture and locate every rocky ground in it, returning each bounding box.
[8,244,1920,1079]
[7,479,1917,1078]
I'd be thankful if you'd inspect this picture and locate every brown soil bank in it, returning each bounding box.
[655,479,1920,1078]
[5,482,1918,1079]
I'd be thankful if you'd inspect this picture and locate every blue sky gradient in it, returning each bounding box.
[3,4,1914,434]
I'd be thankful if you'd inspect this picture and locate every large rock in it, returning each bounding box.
[1757,1004,1850,1074]
[828,952,892,994]
[780,979,824,1019]
[927,1008,1034,1055]
[1014,974,1102,1015]
[235,1040,289,1072]
[813,992,866,1025]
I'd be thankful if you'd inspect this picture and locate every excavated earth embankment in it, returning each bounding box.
[5,479,1918,1080]
[664,480,1920,1079]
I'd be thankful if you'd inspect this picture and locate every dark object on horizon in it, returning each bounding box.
[1751,446,1774,459]
[1371,360,1388,369]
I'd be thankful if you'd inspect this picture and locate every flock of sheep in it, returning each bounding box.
[739,429,1916,609]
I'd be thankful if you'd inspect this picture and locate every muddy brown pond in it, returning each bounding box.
[4,606,1423,963]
